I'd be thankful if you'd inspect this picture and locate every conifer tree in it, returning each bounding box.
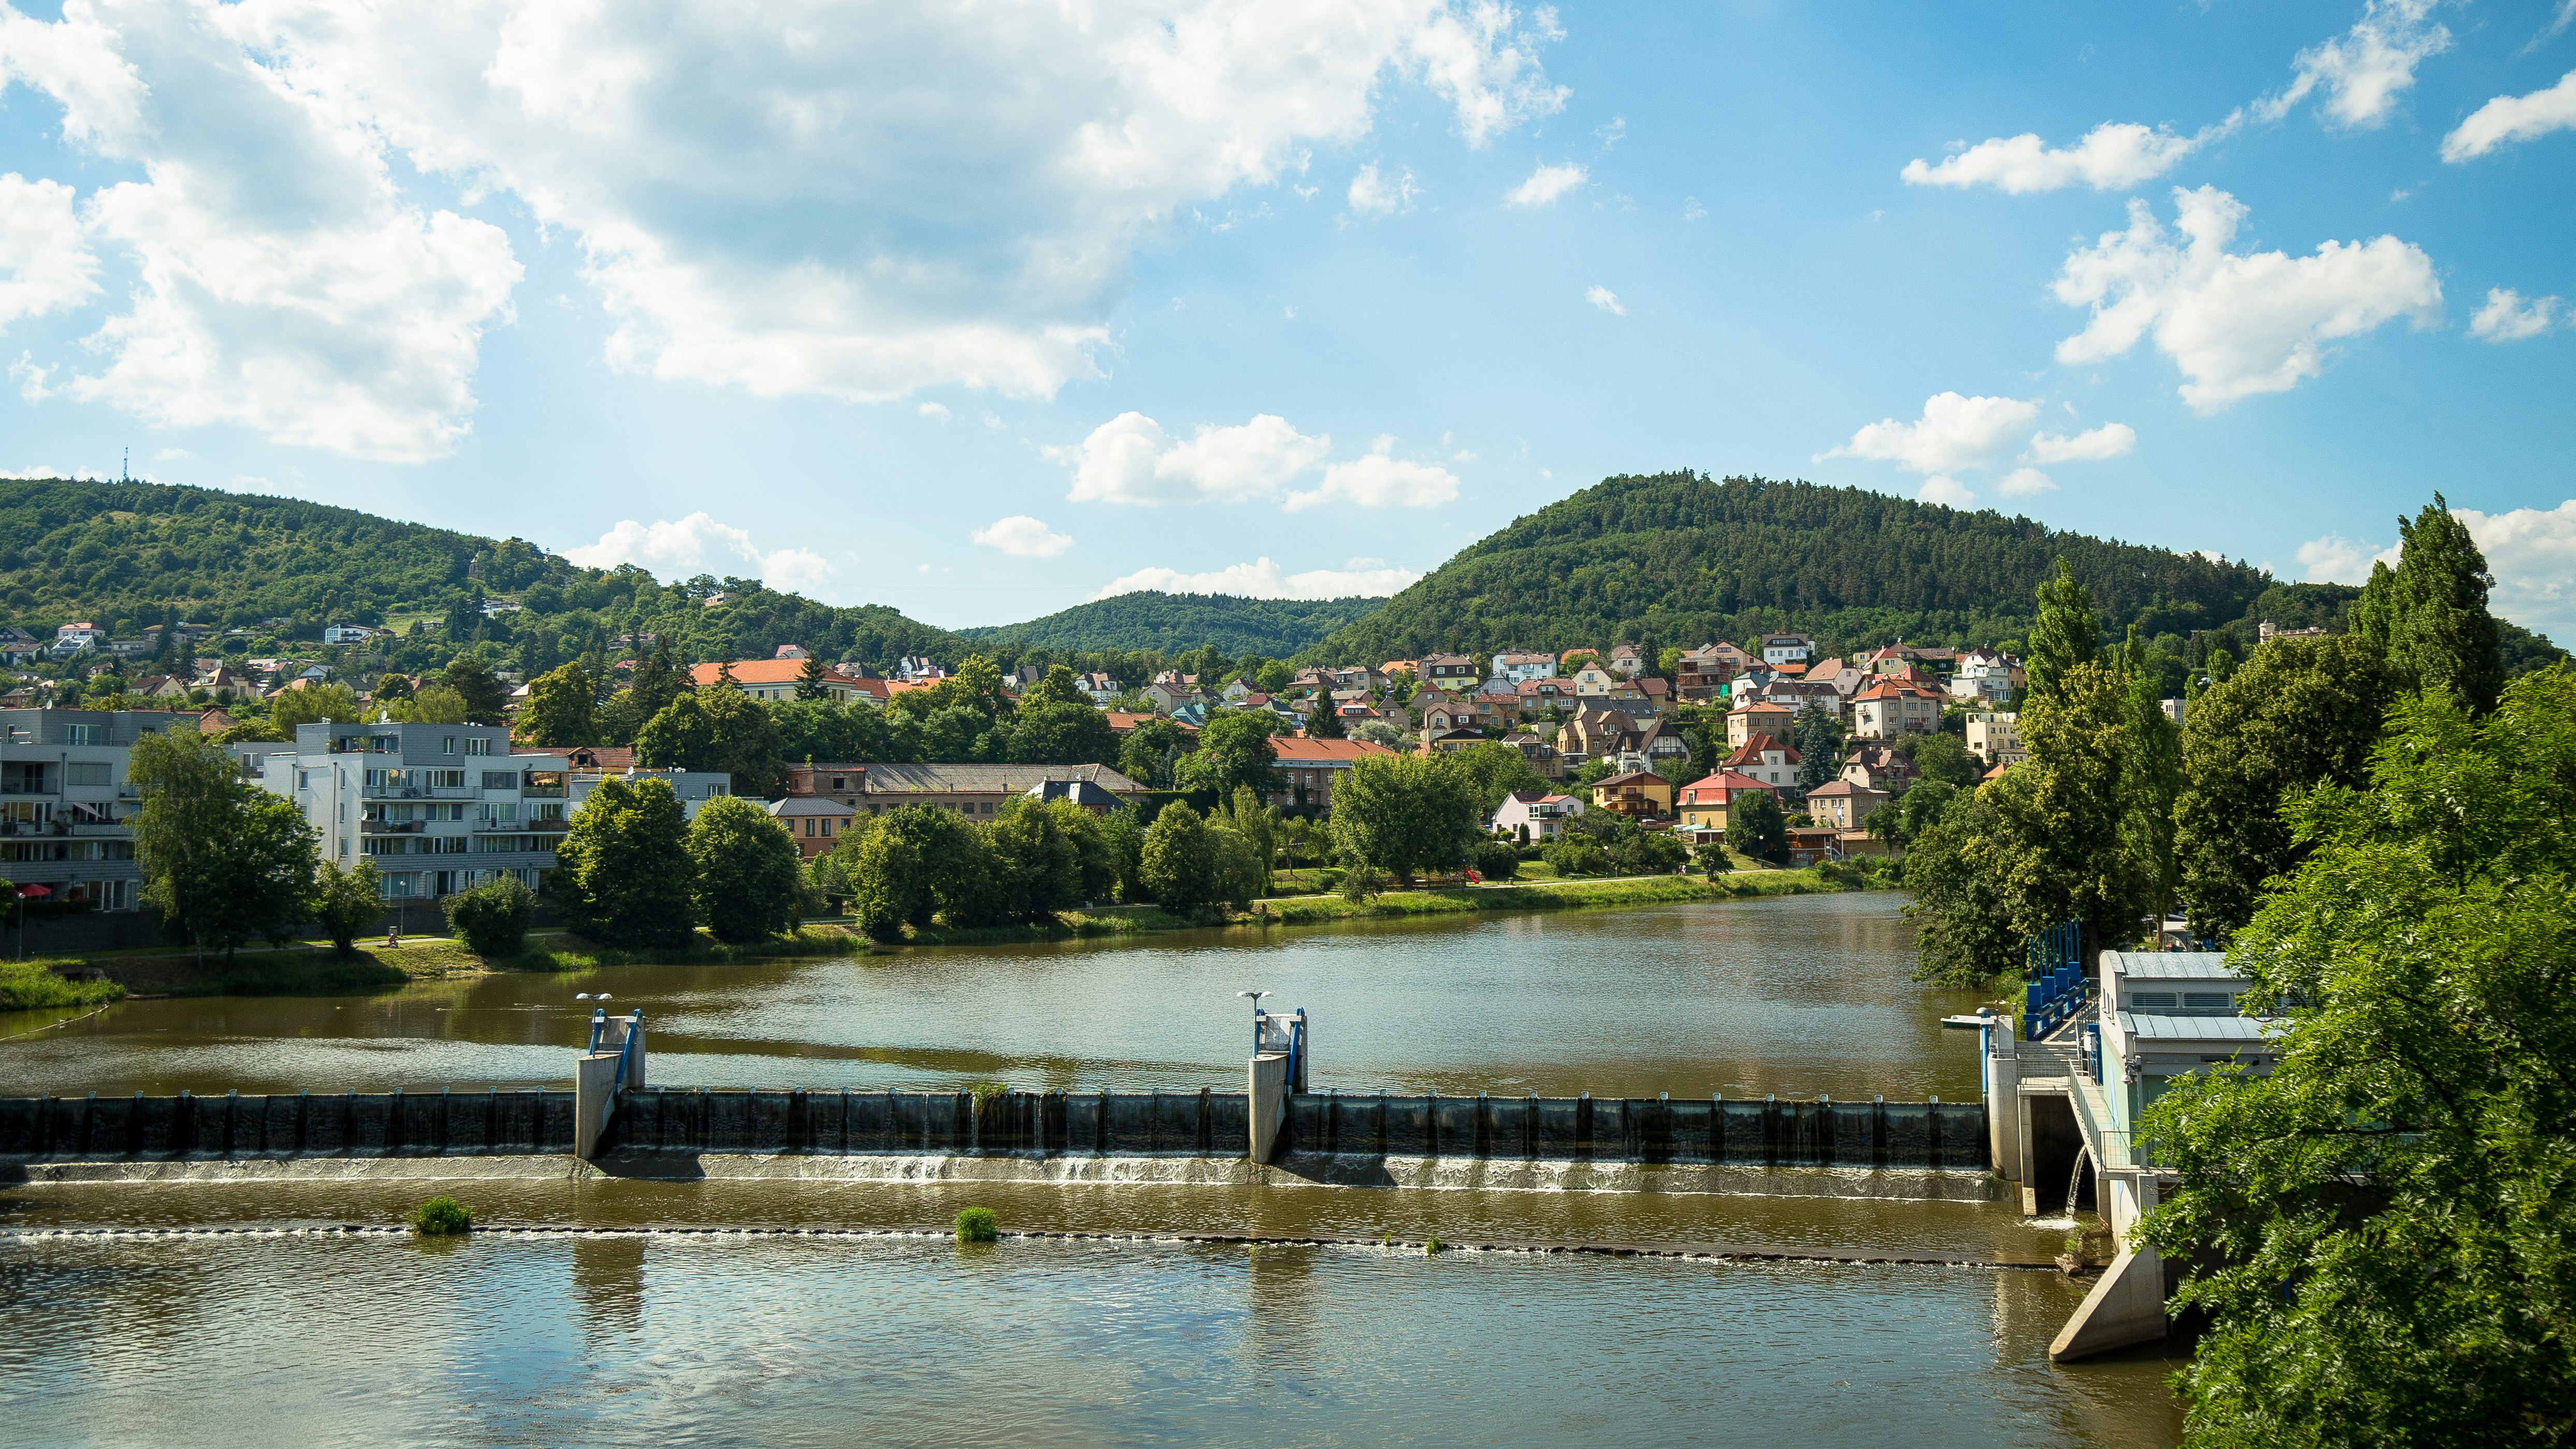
[2355,492,2506,713]
[794,653,830,700]
[2023,558,2100,709]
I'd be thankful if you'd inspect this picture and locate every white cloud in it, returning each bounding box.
[1284,436,1460,511]
[1996,468,2058,498]
[0,0,522,460]
[1584,285,1625,315]
[1917,475,1976,508]
[152,447,190,460]
[1094,555,1419,600]
[1347,161,1418,216]
[2256,0,2450,129]
[1900,122,2203,194]
[1681,196,1705,221]
[2052,186,2440,412]
[971,515,1075,558]
[10,351,53,402]
[1053,411,1333,506]
[565,512,837,597]
[2294,531,2397,584]
[917,401,952,422]
[2442,69,2576,162]
[0,173,98,328]
[2469,288,2562,341]
[1504,160,1586,207]
[2023,422,2137,463]
[2455,501,2576,640]
[1818,392,2040,474]
[0,2,1568,433]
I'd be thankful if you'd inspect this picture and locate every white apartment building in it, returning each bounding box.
[1489,651,1558,685]
[0,707,196,911]
[250,721,730,901]
[1966,712,2024,765]
[1760,633,1813,666]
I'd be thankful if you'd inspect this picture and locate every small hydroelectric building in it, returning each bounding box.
[1982,946,2282,1361]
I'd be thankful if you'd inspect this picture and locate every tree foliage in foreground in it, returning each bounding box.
[2140,668,2576,1447]
[553,775,697,948]
[686,794,803,943]
[128,729,317,959]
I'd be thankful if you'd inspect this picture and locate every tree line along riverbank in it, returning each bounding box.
[0,865,1893,1008]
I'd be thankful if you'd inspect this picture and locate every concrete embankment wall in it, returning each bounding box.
[0,1090,576,1159]
[1,1090,1987,1171]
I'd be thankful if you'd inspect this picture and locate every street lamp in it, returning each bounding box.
[1237,989,1268,1054]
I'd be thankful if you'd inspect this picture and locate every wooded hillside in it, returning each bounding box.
[965,592,1383,656]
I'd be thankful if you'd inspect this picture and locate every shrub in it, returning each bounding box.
[1465,839,1519,881]
[443,876,535,957]
[1694,842,1733,874]
[954,1207,997,1243]
[313,858,383,954]
[410,1196,473,1235]
[1338,861,1384,903]
[1543,837,1609,877]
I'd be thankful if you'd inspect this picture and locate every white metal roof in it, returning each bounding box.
[2104,951,2245,981]
[2119,1012,2281,1041]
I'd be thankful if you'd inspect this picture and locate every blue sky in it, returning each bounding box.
[2,1,2571,637]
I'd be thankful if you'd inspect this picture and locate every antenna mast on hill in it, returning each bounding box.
[121,447,129,483]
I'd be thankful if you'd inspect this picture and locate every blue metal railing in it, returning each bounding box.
[2022,921,2090,1039]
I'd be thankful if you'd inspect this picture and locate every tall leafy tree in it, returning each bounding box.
[987,798,1087,923]
[1725,789,1787,864]
[516,663,599,747]
[634,693,716,773]
[628,638,687,719]
[2175,633,2400,940]
[438,654,510,724]
[269,682,366,733]
[2001,659,2147,962]
[2022,558,2101,709]
[1007,702,1117,766]
[1327,753,1482,883]
[2142,667,2576,1445]
[1117,717,1194,789]
[1791,701,1845,789]
[1021,664,1091,709]
[313,858,384,954]
[2354,492,2507,714]
[553,775,697,947]
[129,729,319,962]
[686,794,802,941]
[1901,775,2027,984]
[1176,709,1285,799]
[697,685,787,797]
[2119,627,2184,931]
[1140,802,1222,918]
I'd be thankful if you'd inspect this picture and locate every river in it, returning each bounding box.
[0,892,2186,1446]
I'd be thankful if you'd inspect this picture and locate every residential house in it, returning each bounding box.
[1805,778,1889,831]
[322,624,376,646]
[688,659,878,704]
[1416,692,1494,736]
[1726,699,1796,749]
[1222,678,1256,705]
[1377,660,1419,682]
[1758,677,1842,719]
[1554,707,1641,767]
[0,707,201,911]
[1674,770,1772,839]
[768,795,856,860]
[1674,645,1740,703]
[50,623,105,659]
[1723,734,1802,796]
[2257,621,2328,644]
[1849,678,1943,739]
[1491,789,1583,841]
[789,762,1147,820]
[1474,675,1524,716]
[774,644,809,660]
[1267,737,1399,811]
[1630,715,1694,768]
[1948,647,2019,703]
[1514,678,1573,715]
[1498,729,1565,780]
[893,656,947,683]
[2160,698,2186,726]
[1490,650,1557,684]
[1604,644,1647,677]
[1589,769,1675,820]
[1421,653,1479,688]
[1169,701,1212,729]
[1786,827,1840,867]
[1966,712,2024,765]
[1023,778,1130,816]
[1841,744,1919,796]
[1141,679,1199,714]
[1569,662,1618,698]
[1078,672,1122,705]
[1760,633,1813,666]
[1417,727,1487,758]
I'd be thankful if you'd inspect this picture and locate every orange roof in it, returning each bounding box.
[1271,737,1397,765]
[691,659,869,689]
[1677,770,1774,805]
[1725,734,1802,766]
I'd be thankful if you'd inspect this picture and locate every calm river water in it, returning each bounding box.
[0,893,2186,1446]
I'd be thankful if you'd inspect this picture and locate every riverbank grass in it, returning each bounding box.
[0,960,128,1011]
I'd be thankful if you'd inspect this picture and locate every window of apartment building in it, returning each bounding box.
[297,770,311,791]
[64,762,112,787]
[427,769,465,789]
[63,724,101,745]
[482,771,516,790]
[339,838,349,857]
[443,736,457,756]
[482,802,519,823]
[464,738,491,756]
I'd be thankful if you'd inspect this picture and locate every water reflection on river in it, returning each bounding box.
[0,893,1993,1100]
[0,894,2183,1444]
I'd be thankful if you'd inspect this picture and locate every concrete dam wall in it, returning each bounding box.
[3,1089,1987,1171]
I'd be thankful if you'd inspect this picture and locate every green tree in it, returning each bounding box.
[2354,492,2507,714]
[1448,740,1546,816]
[516,662,598,747]
[1901,772,2031,984]
[837,813,925,939]
[769,698,899,765]
[1022,664,1090,709]
[687,794,803,942]
[1205,818,1265,910]
[1175,710,1284,799]
[1895,777,1958,844]
[1118,717,1195,788]
[438,654,510,724]
[1691,839,1732,874]
[1906,731,1983,789]
[2001,660,2149,962]
[2140,668,2576,1446]
[2175,633,2400,940]
[1725,789,1787,864]
[1305,699,1347,738]
[269,682,366,733]
[1220,784,1278,896]
[129,729,319,961]
[1140,802,1221,918]
[697,684,786,798]
[406,684,470,724]
[553,775,697,947]
[1099,805,1149,902]
[312,858,383,954]
[987,797,1086,924]
[628,638,687,720]
[2119,631,2184,931]
[1327,752,1482,883]
[1791,701,1845,789]
[2023,558,2101,709]
[919,704,991,762]
[443,875,534,955]
[794,653,832,701]
[634,692,716,772]
[1008,701,1117,766]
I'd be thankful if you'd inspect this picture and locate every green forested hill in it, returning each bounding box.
[964,592,1384,656]
[0,477,970,674]
[1318,473,2284,662]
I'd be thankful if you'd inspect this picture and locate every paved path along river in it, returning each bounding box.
[0,892,2185,1446]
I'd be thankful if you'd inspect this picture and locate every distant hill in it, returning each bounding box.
[964,592,1385,656]
[0,477,969,674]
[1320,473,2302,662]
